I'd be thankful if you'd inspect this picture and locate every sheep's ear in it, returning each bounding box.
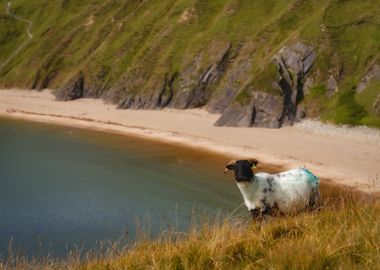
[224,160,236,174]
[248,159,259,168]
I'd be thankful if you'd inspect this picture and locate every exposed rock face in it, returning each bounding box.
[116,43,233,110]
[55,42,316,129]
[215,42,315,128]
[357,64,380,93]
[117,94,151,109]
[326,75,338,97]
[171,43,232,109]
[54,73,85,101]
[207,55,252,113]
[215,91,285,128]
[251,92,284,128]
[373,94,380,116]
[274,42,315,125]
[214,102,255,127]
[117,73,178,110]
[156,73,177,108]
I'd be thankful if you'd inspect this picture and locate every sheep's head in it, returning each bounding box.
[224,159,258,182]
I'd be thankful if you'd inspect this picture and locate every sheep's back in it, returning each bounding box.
[272,169,319,212]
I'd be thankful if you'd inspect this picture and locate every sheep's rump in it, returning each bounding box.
[267,168,319,212]
[300,168,319,187]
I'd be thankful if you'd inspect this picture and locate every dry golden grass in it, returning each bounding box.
[1,182,379,270]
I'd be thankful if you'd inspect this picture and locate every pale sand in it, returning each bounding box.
[1,89,379,192]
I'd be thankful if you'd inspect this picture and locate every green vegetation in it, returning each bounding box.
[357,81,380,127]
[315,0,380,127]
[0,15,25,63]
[0,0,379,126]
[325,89,368,126]
[302,85,328,118]
[1,183,379,269]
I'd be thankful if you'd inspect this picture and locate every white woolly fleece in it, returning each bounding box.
[237,168,319,214]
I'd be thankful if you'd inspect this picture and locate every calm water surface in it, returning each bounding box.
[0,118,241,257]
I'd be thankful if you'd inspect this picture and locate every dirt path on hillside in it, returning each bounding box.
[0,1,33,70]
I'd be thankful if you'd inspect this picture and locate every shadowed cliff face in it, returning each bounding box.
[1,0,379,128]
[215,42,315,128]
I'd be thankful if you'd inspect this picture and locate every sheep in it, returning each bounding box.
[224,159,320,219]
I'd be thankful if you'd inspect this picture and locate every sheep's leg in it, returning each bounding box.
[261,206,273,216]
[250,208,264,221]
[250,209,260,219]
[260,198,274,217]
[308,187,320,209]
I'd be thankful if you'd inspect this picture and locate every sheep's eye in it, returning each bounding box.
[226,164,235,170]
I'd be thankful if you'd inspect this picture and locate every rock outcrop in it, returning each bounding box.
[372,94,380,116]
[54,73,85,101]
[116,43,233,110]
[116,73,178,110]
[326,75,338,97]
[357,64,380,93]
[207,50,252,113]
[274,42,315,125]
[215,91,284,128]
[215,42,315,128]
[156,73,177,108]
[171,43,232,109]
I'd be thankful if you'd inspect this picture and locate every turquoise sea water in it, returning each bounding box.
[0,117,241,257]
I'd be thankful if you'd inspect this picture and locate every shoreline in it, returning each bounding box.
[1,89,379,193]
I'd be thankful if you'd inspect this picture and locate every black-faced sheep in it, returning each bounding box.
[224,159,320,219]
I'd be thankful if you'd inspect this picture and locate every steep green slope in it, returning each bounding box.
[0,0,379,128]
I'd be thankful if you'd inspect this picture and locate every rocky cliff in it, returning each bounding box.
[215,42,315,128]
[1,0,379,128]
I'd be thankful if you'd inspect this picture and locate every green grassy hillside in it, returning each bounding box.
[0,0,379,127]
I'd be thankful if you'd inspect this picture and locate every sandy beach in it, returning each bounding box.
[1,89,379,193]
